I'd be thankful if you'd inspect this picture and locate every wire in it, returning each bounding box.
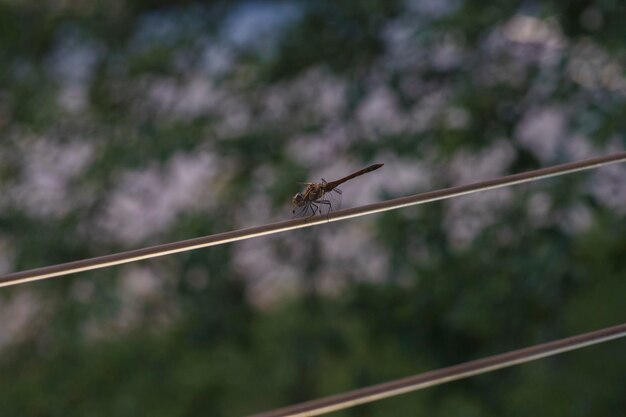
[247,322,626,417]
[1,152,626,288]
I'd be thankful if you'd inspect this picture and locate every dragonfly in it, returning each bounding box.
[292,163,384,218]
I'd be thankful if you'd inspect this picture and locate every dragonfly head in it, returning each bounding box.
[292,192,306,211]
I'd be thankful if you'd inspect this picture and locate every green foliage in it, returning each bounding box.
[268,0,402,79]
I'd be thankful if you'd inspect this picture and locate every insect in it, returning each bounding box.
[292,163,384,218]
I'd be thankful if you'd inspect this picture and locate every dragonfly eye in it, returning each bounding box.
[292,193,305,206]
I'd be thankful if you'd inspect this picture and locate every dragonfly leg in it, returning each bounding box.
[317,199,332,220]
[306,202,319,220]
[317,200,332,209]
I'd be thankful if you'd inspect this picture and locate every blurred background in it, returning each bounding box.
[1,0,626,415]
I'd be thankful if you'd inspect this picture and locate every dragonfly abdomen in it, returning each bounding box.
[325,163,384,190]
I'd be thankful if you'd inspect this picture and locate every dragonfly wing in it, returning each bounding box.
[313,189,341,216]
[293,202,316,218]
[329,188,342,211]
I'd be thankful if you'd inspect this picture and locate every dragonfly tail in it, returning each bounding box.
[325,163,384,190]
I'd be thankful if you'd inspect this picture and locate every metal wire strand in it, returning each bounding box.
[247,322,626,417]
[1,152,626,288]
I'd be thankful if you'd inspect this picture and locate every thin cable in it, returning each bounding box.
[1,152,626,288]
[247,322,626,417]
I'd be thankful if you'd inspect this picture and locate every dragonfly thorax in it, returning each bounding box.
[292,184,325,213]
